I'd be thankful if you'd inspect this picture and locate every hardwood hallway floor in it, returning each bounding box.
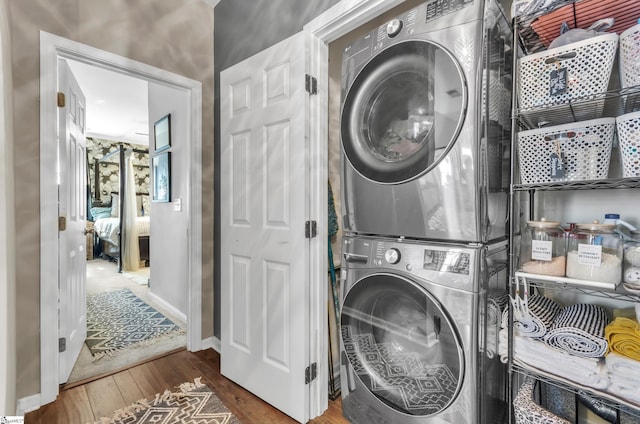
[25,348,350,424]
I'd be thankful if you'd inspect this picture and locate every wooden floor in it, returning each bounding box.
[25,348,350,424]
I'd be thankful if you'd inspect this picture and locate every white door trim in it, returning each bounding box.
[39,31,202,405]
[302,0,399,419]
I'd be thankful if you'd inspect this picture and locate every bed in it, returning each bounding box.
[90,143,150,271]
[93,213,150,264]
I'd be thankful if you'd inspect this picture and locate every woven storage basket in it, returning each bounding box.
[518,33,618,111]
[616,111,640,178]
[518,118,615,184]
[620,24,640,89]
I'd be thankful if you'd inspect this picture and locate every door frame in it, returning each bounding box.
[301,0,404,418]
[39,31,203,405]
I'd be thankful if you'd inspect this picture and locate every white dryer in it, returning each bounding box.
[340,0,512,242]
[339,234,508,424]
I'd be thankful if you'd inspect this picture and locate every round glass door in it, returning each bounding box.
[341,40,466,184]
[341,273,464,416]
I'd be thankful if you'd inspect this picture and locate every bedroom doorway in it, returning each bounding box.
[60,59,187,384]
[40,31,203,406]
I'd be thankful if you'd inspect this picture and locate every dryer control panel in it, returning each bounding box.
[422,248,470,275]
[425,0,474,23]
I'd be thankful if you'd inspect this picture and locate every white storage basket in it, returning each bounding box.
[616,111,640,178]
[620,24,640,89]
[518,33,618,111]
[518,118,616,184]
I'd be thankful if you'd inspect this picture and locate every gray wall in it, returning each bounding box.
[213,0,339,339]
[6,0,214,400]
[149,82,190,316]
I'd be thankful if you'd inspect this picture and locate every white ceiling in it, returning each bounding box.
[66,59,150,146]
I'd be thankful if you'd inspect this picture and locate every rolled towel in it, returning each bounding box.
[605,317,640,361]
[516,295,562,339]
[513,377,571,424]
[486,291,509,359]
[544,304,609,358]
[498,327,509,364]
[488,291,509,326]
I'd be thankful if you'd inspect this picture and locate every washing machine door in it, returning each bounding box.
[341,273,464,416]
[341,40,467,184]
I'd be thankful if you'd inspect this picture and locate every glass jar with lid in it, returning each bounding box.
[566,221,623,284]
[623,230,640,292]
[520,218,566,277]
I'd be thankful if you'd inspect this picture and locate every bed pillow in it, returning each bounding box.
[90,207,112,220]
[110,193,119,217]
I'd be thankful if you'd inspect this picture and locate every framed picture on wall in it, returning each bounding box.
[153,113,171,152]
[152,151,171,203]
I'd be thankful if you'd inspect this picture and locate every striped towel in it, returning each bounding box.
[516,295,562,339]
[605,317,640,361]
[544,304,610,358]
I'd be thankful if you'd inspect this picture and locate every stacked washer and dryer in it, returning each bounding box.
[338,0,513,423]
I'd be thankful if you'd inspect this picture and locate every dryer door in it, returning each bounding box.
[341,273,464,416]
[341,40,467,184]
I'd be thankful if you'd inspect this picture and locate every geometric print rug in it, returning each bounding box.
[91,378,241,424]
[341,325,459,416]
[86,288,183,358]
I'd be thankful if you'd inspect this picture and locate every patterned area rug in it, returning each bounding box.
[86,288,183,357]
[342,325,458,416]
[93,378,240,424]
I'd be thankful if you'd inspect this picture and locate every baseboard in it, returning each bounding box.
[210,336,221,352]
[16,393,40,416]
[148,291,187,323]
[199,336,217,352]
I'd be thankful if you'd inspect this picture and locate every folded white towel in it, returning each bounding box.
[606,353,640,380]
[607,382,640,405]
[514,336,609,390]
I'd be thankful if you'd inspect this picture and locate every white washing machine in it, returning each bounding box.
[340,0,512,242]
[339,234,508,423]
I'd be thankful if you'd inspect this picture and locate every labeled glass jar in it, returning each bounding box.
[566,221,623,284]
[623,230,640,291]
[520,218,566,276]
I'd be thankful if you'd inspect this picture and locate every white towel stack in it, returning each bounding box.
[514,335,609,390]
[605,353,640,404]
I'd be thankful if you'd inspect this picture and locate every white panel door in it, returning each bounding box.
[58,58,87,384]
[220,32,311,422]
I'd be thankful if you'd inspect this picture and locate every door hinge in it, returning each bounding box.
[305,74,317,95]
[57,92,65,107]
[305,362,317,384]
[305,220,317,238]
[59,337,66,353]
[58,216,67,232]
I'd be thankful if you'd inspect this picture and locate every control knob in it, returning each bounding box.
[384,248,401,264]
[386,19,403,38]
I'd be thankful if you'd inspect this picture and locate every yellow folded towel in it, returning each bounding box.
[605,317,640,361]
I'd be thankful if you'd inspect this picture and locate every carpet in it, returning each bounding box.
[342,325,459,416]
[86,288,184,357]
[92,378,241,424]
